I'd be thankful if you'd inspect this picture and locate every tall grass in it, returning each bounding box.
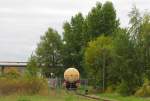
[0,77,48,95]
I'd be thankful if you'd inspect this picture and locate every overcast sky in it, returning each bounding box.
[0,0,150,62]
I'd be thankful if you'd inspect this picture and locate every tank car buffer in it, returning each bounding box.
[63,68,80,90]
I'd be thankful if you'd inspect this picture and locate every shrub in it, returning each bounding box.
[4,67,21,78]
[117,80,140,96]
[0,77,48,95]
[105,85,115,93]
[26,55,40,77]
[117,81,131,96]
[135,80,150,97]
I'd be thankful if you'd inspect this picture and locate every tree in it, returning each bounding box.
[62,13,85,75]
[101,1,119,36]
[113,29,144,95]
[36,28,63,77]
[128,5,142,41]
[84,35,113,90]
[84,2,103,41]
[84,1,119,41]
[62,2,119,77]
[139,13,150,79]
[26,55,39,77]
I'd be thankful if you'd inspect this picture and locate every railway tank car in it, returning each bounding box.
[64,68,80,90]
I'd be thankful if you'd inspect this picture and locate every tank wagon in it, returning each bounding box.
[64,68,80,90]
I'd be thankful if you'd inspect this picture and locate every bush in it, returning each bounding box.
[117,80,135,96]
[117,80,140,96]
[105,85,115,93]
[0,77,48,95]
[4,68,21,78]
[135,80,150,97]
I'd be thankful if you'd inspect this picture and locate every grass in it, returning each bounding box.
[0,95,95,101]
[99,93,150,101]
[2,88,150,101]
[0,90,94,101]
[2,93,150,101]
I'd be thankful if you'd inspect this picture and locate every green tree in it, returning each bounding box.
[62,2,119,77]
[36,28,63,77]
[128,5,142,40]
[139,13,150,79]
[63,13,85,75]
[113,29,144,95]
[84,1,119,41]
[26,55,39,77]
[101,1,119,36]
[84,2,102,41]
[84,35,113,90]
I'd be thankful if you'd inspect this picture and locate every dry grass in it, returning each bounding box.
[0,77,48,95]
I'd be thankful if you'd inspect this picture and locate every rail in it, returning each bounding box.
[76,92,116,101]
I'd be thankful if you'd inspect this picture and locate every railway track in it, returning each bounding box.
[76,92,116,101]
[66,90,116,101]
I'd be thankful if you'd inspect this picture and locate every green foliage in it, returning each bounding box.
[84,35,113,89]
[139,13,150,79]
[128,5,142,40]
[113,29,144,95]
[24,2,150,96]
[84,1,119,41]
[117,80,132,96]
[63,13,85,75]
[135,79,150,97]
[26,55,39,77]
[84,2,102,40]
[101,1,119,35]
[61,1,119,78]
[36,28,63,77]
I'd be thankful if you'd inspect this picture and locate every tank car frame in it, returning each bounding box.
[64,80,80,90]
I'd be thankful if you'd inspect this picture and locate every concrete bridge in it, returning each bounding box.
[0,61,28,74]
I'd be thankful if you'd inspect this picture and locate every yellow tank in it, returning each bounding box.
[64,68,80,83]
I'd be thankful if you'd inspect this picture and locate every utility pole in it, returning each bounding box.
[102,51,105,92]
